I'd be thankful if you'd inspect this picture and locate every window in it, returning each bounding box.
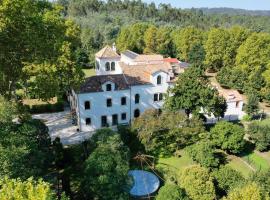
[112,114,118,126]
[121,113,127,120]
[236,101,239,108]
[107,98,112,107]
[154,93,164,102]
[84,101,90,110]
[154,94,158,102]
[157,75,162,85]
[134,109,140,118]
[106,84,112,91]
[105,62,110,71]
[96,61,100,70]
[111,62,115,71]
[85,118,91,125]
[159,93,163,101]
[135,94,140,104]
[101,116,107,127]
[121,97,127,105]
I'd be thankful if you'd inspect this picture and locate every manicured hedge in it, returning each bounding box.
[26,100,64,114]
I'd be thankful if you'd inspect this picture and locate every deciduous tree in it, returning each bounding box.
[204,28,230,71]
[83,134,130,200]
[210,121,245,154]
[156,184,189,200]
[179,165,216,200]
[186,141,220,168]
[173,27,204,62]
[212,166,245,194]
[165,66,227,118]
[132,109,205,156]
[0,177,58,200]
[224,182,265,200]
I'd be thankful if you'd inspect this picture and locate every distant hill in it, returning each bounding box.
[199,7,270,16]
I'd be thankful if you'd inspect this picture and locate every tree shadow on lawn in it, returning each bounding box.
[238,141,256,157]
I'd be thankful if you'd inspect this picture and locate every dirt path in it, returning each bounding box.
[228,154,256,172]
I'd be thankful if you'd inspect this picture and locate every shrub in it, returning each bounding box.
[224,182,265,200]
[27,100,64,114]
[242,114,252,122]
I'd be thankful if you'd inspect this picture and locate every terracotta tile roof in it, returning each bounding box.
[211,82,243,102]
[164,58,179,63]
[79,74,129,93]
[219,89,243,102]
[95,45,120,59]
[119,62,172,85]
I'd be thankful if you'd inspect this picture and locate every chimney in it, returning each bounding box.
[112,42,117,52]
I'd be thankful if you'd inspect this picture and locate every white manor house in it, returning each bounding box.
[69,45,244,132]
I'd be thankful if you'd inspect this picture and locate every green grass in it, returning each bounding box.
[243,152,270,171]
[83,68,95,77]
[157,150,194,172]
[226,156,253,178]
[256,118,270,126]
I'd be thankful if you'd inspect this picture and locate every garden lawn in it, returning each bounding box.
[83,69,95,77]
[226,155,254,178]
[242,152,270,171]
[157,150,194,173]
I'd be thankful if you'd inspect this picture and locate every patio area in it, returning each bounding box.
[32,109,94,145]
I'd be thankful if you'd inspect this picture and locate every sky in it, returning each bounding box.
[143,0,270,10]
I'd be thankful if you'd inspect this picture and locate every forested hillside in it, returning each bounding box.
[56,0,270,65]
[200,7,270,16]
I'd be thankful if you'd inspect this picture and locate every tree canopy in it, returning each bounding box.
[132,109,205,156]
[0,177,58,200]
[165,66,227,118]
[210,121,245,154]
[0,0,83,100]
[156,184,189,200]
[83,131,130,200]
[178,165,216,200]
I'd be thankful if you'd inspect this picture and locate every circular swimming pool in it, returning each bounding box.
[128,170,160,197]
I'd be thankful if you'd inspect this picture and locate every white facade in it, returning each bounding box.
[71,82,169,132]
[95,57,122,75]
[70,46,244,132]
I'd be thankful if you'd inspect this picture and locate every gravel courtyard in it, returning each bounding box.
[32,109,94,145]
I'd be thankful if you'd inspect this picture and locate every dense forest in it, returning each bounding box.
[56,0,270,57]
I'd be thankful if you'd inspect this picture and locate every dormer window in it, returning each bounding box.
[157,75,162,85]
[111,62,115,71]
[106,84,112,91]
[105,62,110,71]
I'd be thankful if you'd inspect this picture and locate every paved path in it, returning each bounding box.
[33,110,94,145]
